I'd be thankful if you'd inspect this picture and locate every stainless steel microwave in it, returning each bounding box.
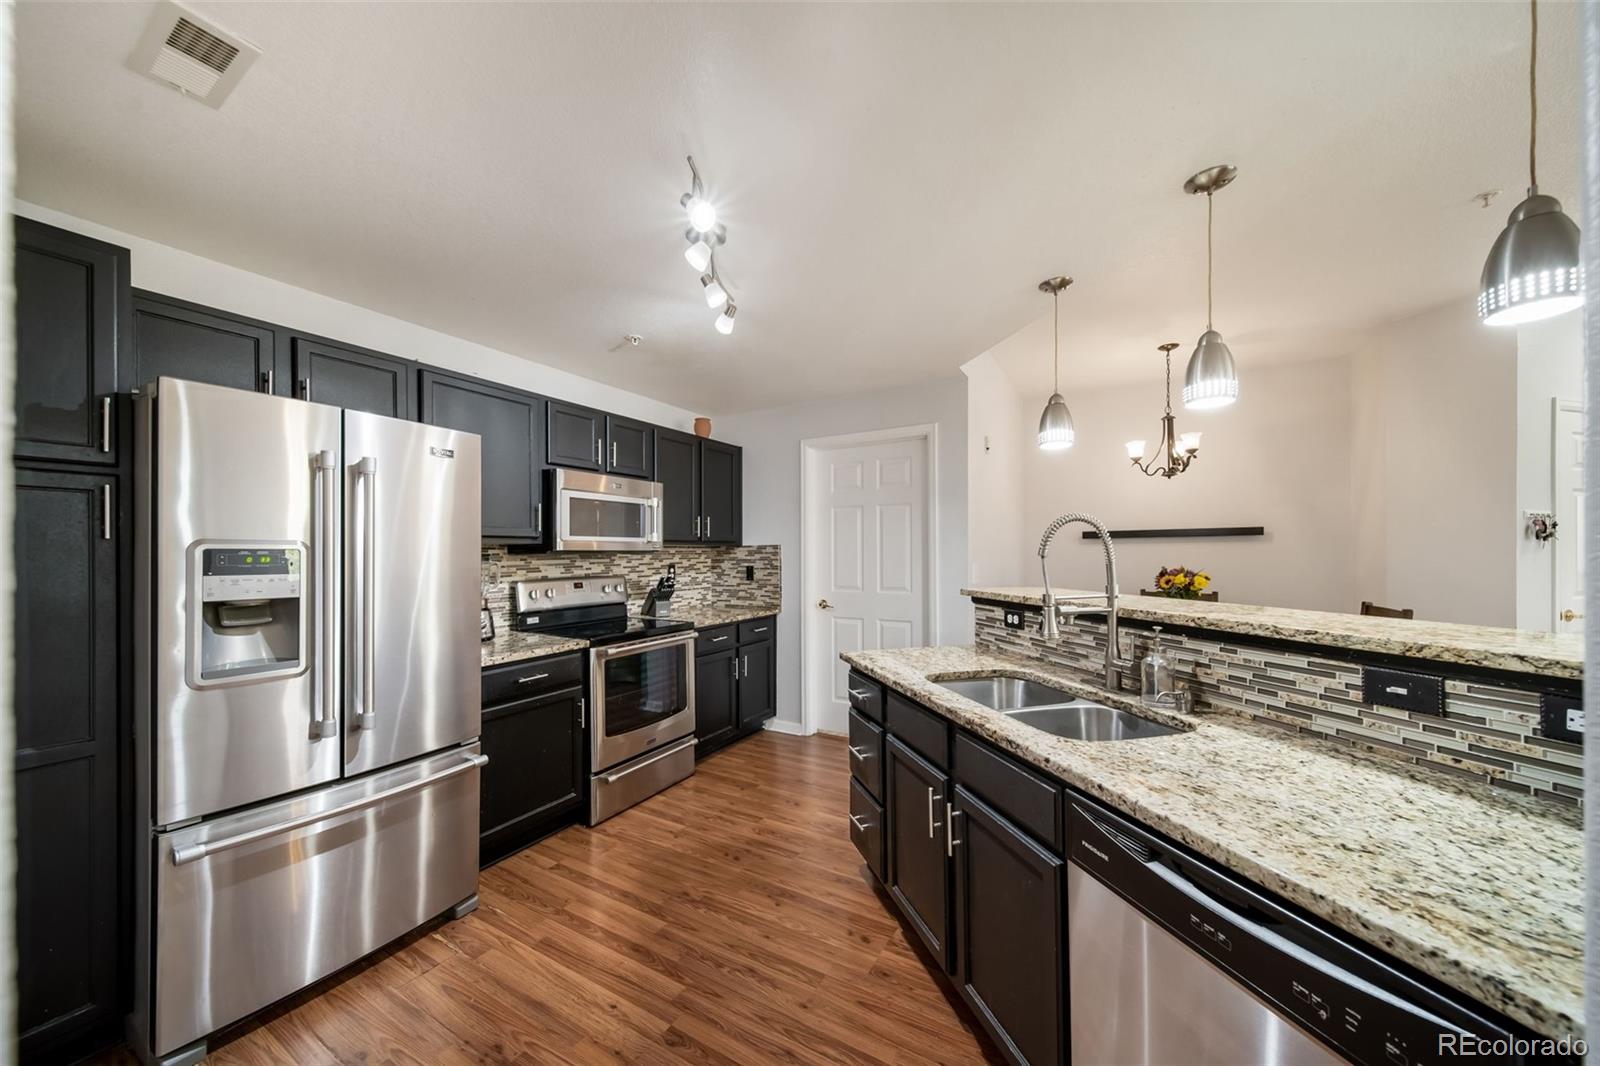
[549,468,663,551]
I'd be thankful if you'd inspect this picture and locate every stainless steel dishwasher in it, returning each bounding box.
[1066,795,1523,1066]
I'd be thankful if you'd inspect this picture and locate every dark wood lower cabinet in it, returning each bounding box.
[15,468,123,1062]
[696,616,777,759]
[885,735,952,971]
[952,785,1065,1066]
[736,638,775,728]
[695,647,738,751]
[479,671,584,865]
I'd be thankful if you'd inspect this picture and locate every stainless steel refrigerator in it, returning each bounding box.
[130,379,484,1065]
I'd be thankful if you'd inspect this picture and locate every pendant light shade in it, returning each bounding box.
[1183,165,1240,411]
[1183,330,1240,409]
[1038,393,1075,451]
[1479,0,1583,326]
[1035,276,1076,452]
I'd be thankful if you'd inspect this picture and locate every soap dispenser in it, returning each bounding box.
[1140,626,1173,706]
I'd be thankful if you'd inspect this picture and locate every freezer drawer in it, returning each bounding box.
[152,746,482,1055]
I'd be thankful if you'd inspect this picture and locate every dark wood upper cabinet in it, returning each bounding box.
[952,784,1065,1066]
[605,414,654,479]
[699,438,742,544]
[886,735,953,971]
[657,429,701,543]
[419,369,545,542]
[15,468,121,1062]
[126,292,290,397]
[694,646,738,751]
[737,638,775,729]
[14,218,126,465]
[291,336,413,418]
[546,400,604,471]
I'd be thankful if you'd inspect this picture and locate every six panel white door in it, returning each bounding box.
[806,436,927,734]
[1553,401,1585,635]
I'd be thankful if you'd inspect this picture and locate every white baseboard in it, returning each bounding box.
[762,718,810,736]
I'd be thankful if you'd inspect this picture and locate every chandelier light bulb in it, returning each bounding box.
[714,304,737,335]
[684,239,712,272]
[701,274,728,309]
[1178,432,1202,454]
[1125,440,1146,460]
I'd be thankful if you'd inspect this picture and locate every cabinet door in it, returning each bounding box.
[656,429,702,542]
[546,400,604,471]
[952,785,1065,1066]
[419,370,545,541]
[695,648,738,751]
[126,291,290,396]
[479,685,583,864]
[292,336,412,418]
[15,469,121,1061]
[886,735,952,970]
[736,638,775,729]
[605,415,655,479]
[14,218,125,465]
[699,438,742,544]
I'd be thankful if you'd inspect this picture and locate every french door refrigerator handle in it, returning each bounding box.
[170,753,488,865]
[355,455,378,730]
[313,450,339,738]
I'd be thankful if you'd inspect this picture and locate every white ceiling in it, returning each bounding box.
[15,1,1582,413]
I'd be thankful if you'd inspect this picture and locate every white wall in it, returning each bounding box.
[1515,314,1585,629]
[961,351,1027,587]
[716,376,970,730]
[12,200,699,430]
[1014,356,1358,612]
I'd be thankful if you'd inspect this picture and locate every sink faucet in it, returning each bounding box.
[1037,512,1135,690]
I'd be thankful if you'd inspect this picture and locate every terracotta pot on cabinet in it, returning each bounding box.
[694,417,712,438]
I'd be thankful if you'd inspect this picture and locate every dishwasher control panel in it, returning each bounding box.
[1067,798,1546,1066]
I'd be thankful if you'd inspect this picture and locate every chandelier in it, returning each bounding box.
[1125,343,1202,479]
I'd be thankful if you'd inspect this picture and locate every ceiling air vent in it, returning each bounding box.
[129,1,260,109]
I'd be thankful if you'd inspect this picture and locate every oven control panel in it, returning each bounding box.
[513,576,629,614]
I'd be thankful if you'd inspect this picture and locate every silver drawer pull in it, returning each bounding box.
[602,737,697,783]
[848,687,872,701]
[848,745,871,760]
[849,814,871,831]
[710,634,730,643]
[751,626,769,633]
[171,753,487,866]
[518,672,552,684]
[946,803,958,856]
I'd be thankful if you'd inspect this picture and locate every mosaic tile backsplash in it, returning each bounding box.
[973,601,1583,807]
[481,544,781,625]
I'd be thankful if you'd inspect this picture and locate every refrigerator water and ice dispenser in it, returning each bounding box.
[191,543,306,685]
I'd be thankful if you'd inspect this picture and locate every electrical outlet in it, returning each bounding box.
[1003,609,1025,630]
[745,565,755,581]
[1541,693,1583,745]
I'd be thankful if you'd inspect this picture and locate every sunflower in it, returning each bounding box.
[1172,572,1190,588]
[1156,573,1175,590]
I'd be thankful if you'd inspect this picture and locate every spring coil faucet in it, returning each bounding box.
[1037,512,1133,689]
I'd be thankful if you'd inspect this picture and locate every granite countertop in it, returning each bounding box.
[843,644,1584,1040]
[481,630,589,667]
[962,585,1583,680]
[670,603,781,629]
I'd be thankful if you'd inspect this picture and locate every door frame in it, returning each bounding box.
[1551,398,1584,632]
[799,422,940,736]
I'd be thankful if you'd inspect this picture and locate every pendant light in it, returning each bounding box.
[1036,276,1076,452]
[1478,0,1582,326]
[1183,165,1240,410]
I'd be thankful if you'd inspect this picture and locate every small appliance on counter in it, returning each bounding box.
[642,564,676,618]
[513,576,697,823]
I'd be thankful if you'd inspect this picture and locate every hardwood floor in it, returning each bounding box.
[94,732,1001,1065]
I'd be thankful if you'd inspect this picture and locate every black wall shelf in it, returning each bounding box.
[1080,526,1265,540]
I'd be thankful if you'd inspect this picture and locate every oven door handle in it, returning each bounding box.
[591,631,696,661]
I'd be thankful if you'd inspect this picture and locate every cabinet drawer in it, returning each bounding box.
[482,652,583,708]
[848,710,885,802]
[887,692,950,770]
[848,778,885,882]
[737,616,776,644]
[953,733,1063,854]
[696,625,737,655]
[846,670,884,724]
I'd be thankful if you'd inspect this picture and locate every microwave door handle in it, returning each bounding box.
[355,456,377,731]
[313,451,339,738]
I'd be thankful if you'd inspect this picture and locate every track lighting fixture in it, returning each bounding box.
[715,304,737,335]
[701,273,728,310]
[680,156,741,335]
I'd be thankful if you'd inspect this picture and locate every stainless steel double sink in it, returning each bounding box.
[935,675,1180,741]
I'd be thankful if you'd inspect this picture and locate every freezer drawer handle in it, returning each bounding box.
[602,737,697,783]
[170,753,487,866]
[313,450,339,738]
[355,456,378,730]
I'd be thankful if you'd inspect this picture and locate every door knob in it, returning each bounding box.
[1562,609,1584,622]
[817,598,833,610]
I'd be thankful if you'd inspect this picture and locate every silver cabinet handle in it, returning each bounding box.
[517,672,551,684]
[946,803,959,857]
[171,753,487,866]
[706,515,712,539]
[741,654,748,678]
[848,745,870,761]
[602,737,695,783]
[730,656,737,682]
[751,626,768,634]
[100,396,111,452]
[709,634,730,643]
[299,377,312,402]
[261,369,275,394]
[849,813,871,831]
[535,501,543,537]
[101,483,112,540]
[848,687,871,701]
[926,787,935,839]
[355,456,378,731]
[695,515,701,537]
[594,437,602,464]
[610,440,618,467]
[313,451,338,738]
[578,696,585,729]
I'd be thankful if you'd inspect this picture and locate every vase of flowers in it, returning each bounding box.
[1151,565,1212,600]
